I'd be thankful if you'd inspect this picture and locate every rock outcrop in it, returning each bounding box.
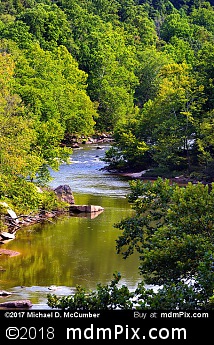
[54,185,75,204]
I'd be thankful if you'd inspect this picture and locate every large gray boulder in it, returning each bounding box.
[54,185,75,204]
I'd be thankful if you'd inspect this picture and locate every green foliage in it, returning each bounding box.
[0,173,66,216]
[1,0,214,178]
[105,60,211,175]
[13,42,97,136]
[47,272,134,310]
[48,178,214,310]
[115,178,214,308]
[0,36,97,214]
[0,176,42,214]
[98,1,214,176]
[76,21,139,130]
[47,268,214,310]
[0,0,207,309]
[18,3,74,50]
[135,47,171,106]
[142,63,205,171]
[0,0,214,308]
[0,51,42,180]
[190,2,214,35]
[39,188,68,212]
[160,12,194,42]
[0,19,34,48]
[104,119,151,170]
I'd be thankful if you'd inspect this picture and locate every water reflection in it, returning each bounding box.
[0,195,140,304]
[0,145,141,305]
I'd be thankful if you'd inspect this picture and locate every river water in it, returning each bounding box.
[0,144,141,306]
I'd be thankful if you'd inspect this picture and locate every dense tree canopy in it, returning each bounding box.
[0,0,213,310]
[115,178,214,308]
[0,1,213,209]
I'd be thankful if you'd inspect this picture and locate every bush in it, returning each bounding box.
[47,273,134,310]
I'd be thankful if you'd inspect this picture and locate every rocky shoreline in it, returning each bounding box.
[0,184,74,241]
[0,183,105,309]
[63,132,114,148]
[0,184,104,245]
[118,170,196,183]
[113,168,213,186]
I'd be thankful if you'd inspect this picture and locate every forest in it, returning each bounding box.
[0,0,214,309]
[0,0,214,215]
[0,0,214,214]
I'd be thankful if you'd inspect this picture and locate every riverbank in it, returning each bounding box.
[0,207,68,244]
[0,195,138,305]
[111,166,213,186]
[63,133,114,148]
[0,184,75,239]
[118,170,199,184]
[0,183,105,244]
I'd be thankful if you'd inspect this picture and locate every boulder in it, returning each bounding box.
[54,185,75,204]
[0,300,32,308]
[69,205,104,213]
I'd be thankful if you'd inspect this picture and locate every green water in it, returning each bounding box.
[0,145,141,305]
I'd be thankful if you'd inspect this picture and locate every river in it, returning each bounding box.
[0,144,141,307]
